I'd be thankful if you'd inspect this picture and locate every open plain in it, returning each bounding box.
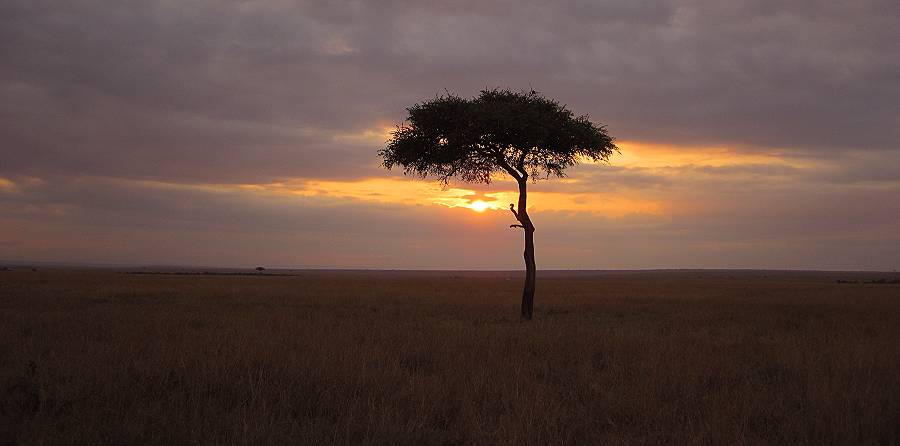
[1,268,898,445]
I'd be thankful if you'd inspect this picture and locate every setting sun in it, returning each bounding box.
[467,200,491,212]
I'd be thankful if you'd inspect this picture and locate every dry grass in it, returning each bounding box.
[1,269,898,445]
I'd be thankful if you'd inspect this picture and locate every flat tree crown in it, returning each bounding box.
[380,89,617,184]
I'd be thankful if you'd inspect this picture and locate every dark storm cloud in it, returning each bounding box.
[2,0,899,184]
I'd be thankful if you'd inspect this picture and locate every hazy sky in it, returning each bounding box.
[2,0,899,270]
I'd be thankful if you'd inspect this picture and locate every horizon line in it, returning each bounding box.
[1,259,897,274]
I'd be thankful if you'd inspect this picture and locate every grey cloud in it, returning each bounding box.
[0,174,518,243]
[1,92,381,182]
[0,175,523,268]
[2,175,897,270]
[807,153,900,185]
[2,0,899,185]
[511,162,803,197]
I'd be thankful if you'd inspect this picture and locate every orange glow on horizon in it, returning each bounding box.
[235,177,665,217]
[611,140,809,170]
[224,140,813,218]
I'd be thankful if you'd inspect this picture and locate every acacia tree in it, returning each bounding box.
[379,89,616,320]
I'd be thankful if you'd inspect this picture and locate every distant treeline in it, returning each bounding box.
[836,278,900,284]
[124,271,297,277]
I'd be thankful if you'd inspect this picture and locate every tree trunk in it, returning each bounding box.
[517,179,536,320]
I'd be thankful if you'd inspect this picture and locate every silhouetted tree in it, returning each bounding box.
[380,89,617,319]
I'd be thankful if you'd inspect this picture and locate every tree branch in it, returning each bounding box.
[494,154,522,182]
[515,149,529,178]
[509,203,520,221]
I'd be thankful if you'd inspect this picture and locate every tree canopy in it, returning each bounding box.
[379,89,617,185]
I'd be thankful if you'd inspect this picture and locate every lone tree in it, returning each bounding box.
[380,89,617,320]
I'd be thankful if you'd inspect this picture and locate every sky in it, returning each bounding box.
[1,0,899,270]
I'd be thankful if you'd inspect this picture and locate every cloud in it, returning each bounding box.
[3,0,899,182]
[2,173,897,269]
[0,0,898,268]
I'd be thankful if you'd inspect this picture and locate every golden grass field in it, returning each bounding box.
[1,268,898,445]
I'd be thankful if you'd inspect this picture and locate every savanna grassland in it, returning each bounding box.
[1,268,898,445]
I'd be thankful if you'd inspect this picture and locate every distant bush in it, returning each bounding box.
[869,278,900,284]
[836,278,900,284]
